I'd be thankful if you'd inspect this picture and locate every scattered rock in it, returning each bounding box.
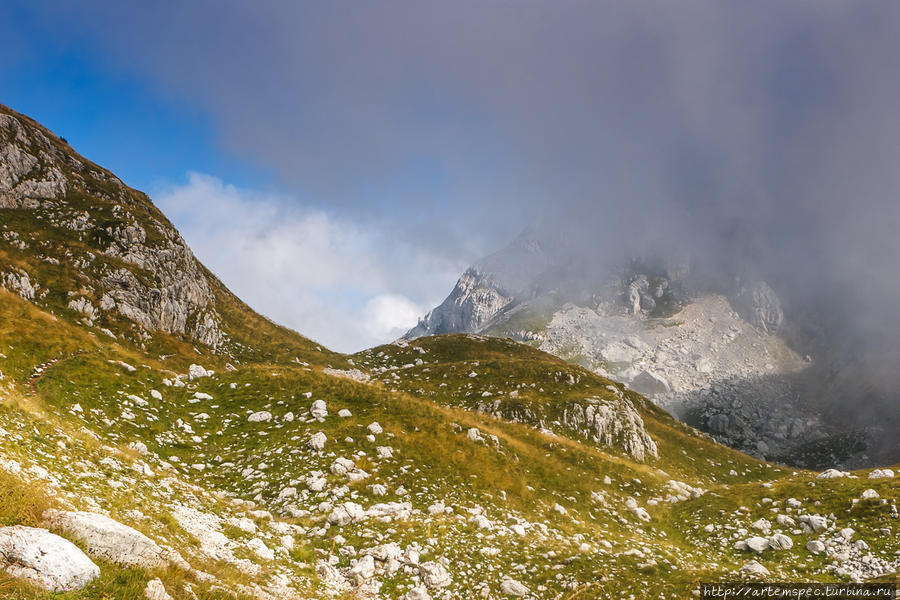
[310,400,328,419]
[500,576,530,596]
[868,469,894,479]
[248,411,272,423]
[768,533,793,550]
[188,364,211,379]
[817,469,847,479]
[144,578,174,600]
[861,489,880,500]
[806,540,825,555]
[328,502,366,526]
[739,560,770,576]
[419,561,451,589]
[308,432,327,450]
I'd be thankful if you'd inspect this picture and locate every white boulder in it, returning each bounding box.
[248,411,272,423]
[43,510,171,569]
[311,400,328,419]
[500,577,530,596]
[745,536,770,553]
[816,469,847,479]
[0,525,100,592]
[869,469,894,479]
[188,364,211,379]
[419,561,451,589]
[739,560,770,576]
[768,533,793,550]
[328,502,366,526]
[349,554,376,584]
[308,432,327,450]
[806,540,825,554]
[144,578,174,600]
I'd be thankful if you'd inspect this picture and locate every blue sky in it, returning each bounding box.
[0,49,270,194]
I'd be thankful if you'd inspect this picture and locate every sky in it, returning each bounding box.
[2,1,900,357]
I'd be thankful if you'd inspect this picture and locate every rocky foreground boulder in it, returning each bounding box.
[0,525,100,592]
[43,508,179,570]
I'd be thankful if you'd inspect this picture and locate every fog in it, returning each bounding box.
[6,1,900,459]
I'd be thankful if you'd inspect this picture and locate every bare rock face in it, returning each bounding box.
[0,113,68,207]
[731,281,784,334]
[561,392,659,462]
[409,223,815,463]
[0,525,100,592]
[406,267,515,337]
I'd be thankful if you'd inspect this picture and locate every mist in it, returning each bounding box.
[5,1,900,457]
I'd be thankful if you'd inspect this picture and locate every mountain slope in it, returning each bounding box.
[0,105,898,600]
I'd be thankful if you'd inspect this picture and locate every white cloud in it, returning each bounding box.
[362,294,422,342]
[154,173,461,352]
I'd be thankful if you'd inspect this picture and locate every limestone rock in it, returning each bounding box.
[868,469,894,479]
[0,525,100,592]
[311,400,328,419]
[419,561,451,589]
[43,509,172,569]
[308,432,327,450]
[500,577,530,596]
[806,540,825,554]
[739,560,770,577]
[248,411,272,423]
[731,281,783,334]
[144,578,174,600]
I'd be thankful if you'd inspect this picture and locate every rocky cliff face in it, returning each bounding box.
[0,105,224,349]
[405,268,515,337]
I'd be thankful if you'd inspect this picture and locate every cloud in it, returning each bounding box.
[154,173,461,352]
[362,294,423,342]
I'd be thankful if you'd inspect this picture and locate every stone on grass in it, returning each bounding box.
[311,400,328,419]
[144,578,174,600]
[248,411,272,423]
[500,577,530,596]
[739,560,770,576]
[43,510,170,569]
[419,561,451,589]
[0,525,100,592]
[308,432,327,450]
